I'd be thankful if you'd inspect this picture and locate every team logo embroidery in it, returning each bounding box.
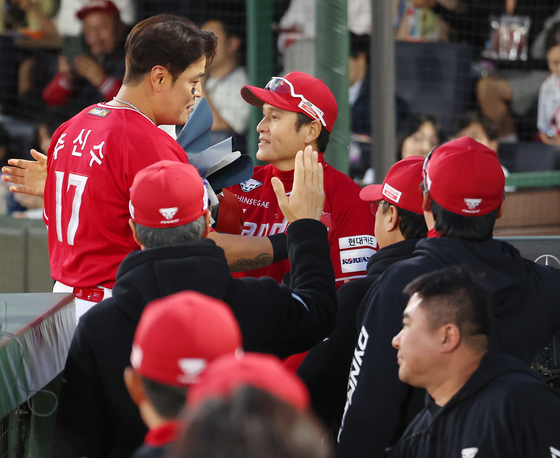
[160,207,178,220]
[87,107,111,117]
[177,358,207,384]
[464,198,482,210]
[240,178,263,193]
[551,446,560,457]
[461,448,478,458]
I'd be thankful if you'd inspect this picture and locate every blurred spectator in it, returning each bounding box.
[42,0,128,121]
[0,124,17,169]
[449,110,499,151]
[201,11,249,152]
[278,0,371,75]
[393,0,450,41]
[348,32,409,183]
[397,112,441,160]
[170,386,331,458]
[537,22,560,145]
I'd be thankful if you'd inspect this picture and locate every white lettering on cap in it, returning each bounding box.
[177,358,207,384]
[382,183,402,204]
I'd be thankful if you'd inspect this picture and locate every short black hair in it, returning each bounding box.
[430,199,498,242]
[545,22,560,53]
[396,112,441,161]
[141,376,188,420]
[294,112,330,153]
[350,32,369,63]
[124,15,217,84]
[403,265,493,353]
[450,111,498,141]
[380,203,427,240]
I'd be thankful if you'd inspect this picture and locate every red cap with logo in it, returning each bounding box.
[240,71,338,133]
[423,136,505,216]
[129,160,208,228]
[77,0,119,20]
[131,291,243,388]
[360,156,424,214]
[186,352,310,411]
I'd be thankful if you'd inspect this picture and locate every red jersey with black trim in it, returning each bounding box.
[227,156,377,288]
[44,103,189,289]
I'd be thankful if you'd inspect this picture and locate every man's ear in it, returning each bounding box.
[124,367,146,406]
[440,324,461,353]
[304,120,322,145]
[202,210,212,238]
[150,65,168,91]
[129,219,145,250]
[386,205,400,232]
[496,198,506,220]
[422,192,435,231]
[227,35,241,54]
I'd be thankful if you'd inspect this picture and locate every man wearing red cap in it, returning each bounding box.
[52,149,335,458]
[297,156,427,434]
[43,1,129,118]
[336,137,560,458]
[228,71,376,287]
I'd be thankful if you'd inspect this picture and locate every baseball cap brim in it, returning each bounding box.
[359,184,382,202]
[240,85,297,113]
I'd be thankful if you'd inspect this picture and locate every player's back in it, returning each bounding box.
[44,103,189,289]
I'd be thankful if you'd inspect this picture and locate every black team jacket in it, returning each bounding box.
[51,219,336,458]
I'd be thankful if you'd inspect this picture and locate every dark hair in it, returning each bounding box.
[141,376,188,420]
[381,204,427,240]
[350,32,369,63]
[135,215,206,249]
[396,112,441,161]
[450,111,498,141]
[403,265,492,352]
[168,386,332,458]
[295,112,330,153]
[545,22,560,53]
[123,15,217,84]
[430,199,498,242]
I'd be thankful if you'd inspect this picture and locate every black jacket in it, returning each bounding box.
[297,239,418,433]
[336,237,560,458]
[51,219,336,458]
[388,352,560,457]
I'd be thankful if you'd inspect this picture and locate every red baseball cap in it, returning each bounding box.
[186,352,310,411]
[131,291,243,387]
[423,136,505,216]
[77,0,119,20]
[240,71,338,133]
[130,160,208,228]
[360,156,424,214]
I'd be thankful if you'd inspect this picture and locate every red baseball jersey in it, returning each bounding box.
[227,157,377,288]
[44,103,189,289]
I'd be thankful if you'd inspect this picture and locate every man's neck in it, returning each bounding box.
[110,85,158,124]
[427,350,484,407]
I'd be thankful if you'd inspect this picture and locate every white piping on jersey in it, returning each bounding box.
[97,103,156,125]
[291,293,309,311]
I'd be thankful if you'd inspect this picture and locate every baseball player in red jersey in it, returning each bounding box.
[228,72,377,288]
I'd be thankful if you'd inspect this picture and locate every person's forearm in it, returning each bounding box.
[208,232,274,272]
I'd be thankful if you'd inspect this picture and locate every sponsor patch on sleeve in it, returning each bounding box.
[338,235,377,250]
[340,248,375,273]
[87,107,111,117]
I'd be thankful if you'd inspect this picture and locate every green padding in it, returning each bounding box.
[506,171,560,188]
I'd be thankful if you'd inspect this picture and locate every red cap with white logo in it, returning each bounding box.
[186,352,310,411]
[240,71,338,133]
[360,156,424,214]
[131,291,243,387]
[129,160,208,228]
[423,137,505,216]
